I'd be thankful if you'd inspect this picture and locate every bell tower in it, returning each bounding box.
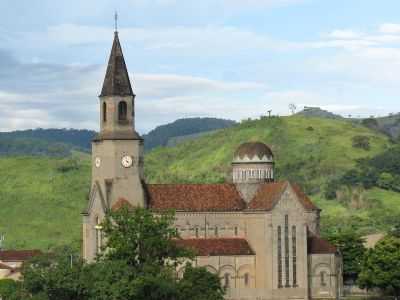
[82,29,145,261]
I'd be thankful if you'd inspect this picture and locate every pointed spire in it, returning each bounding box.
[100,31,134,97]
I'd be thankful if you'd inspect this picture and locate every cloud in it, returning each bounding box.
[379,23,400,34]
[0,48,269,132]
[14,23,294,60]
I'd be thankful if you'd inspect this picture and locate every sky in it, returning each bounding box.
[1,0,400,133]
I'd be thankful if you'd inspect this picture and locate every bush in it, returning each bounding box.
[352,135,371,150]
[55,158,80,173]
[0,279,20,300]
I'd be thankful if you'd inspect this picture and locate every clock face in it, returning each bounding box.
[95,157,101,168]
[121,155,133,168]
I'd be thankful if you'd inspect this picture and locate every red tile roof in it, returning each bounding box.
[147,184,246,212]
[247,181,288,210]
[248,181,319,211]
[175,238,255,256]
[291,183,319,211]
[308,234,338,254]
[146,181,318,212]
[0,250,41,262]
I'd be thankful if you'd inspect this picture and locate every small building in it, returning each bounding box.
[0,250,41,280]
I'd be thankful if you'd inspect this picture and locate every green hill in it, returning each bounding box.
[0,116,396,250]
[145,116,390,189]
[0,155,90,250]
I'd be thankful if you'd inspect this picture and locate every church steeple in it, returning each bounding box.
[100,31,134,97]
[96,29,139,140]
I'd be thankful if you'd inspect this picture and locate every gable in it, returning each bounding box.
[83,181,108,215]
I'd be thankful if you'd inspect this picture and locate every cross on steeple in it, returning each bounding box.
[114,11,118,32]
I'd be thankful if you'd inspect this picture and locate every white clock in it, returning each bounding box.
[121,155,133,168]
[95,157,101,168]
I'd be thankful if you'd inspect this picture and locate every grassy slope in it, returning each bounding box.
[0,155,90,249]
[0,116,395,250]
[145,116,390,187]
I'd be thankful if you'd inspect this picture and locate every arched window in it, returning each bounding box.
[234,226,238,236]
[118,101,127,121]
[195,227,199,238]
[224,273,230,289]
[244,273,249,287]
[102,102,107,122]
[214,227,219,237]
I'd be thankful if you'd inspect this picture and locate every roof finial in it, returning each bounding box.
[114,11,118,33]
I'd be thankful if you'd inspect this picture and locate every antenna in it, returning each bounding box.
[114,11,118,32]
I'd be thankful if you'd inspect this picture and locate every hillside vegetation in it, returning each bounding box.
[146,116,390,189]
[0,118,235,156]
[0,116,396,250]
[0,155,90,249]
[143,117,236,151]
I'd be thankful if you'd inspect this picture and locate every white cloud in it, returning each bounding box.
[17,23,294,58]
[379,23,400,34]
[327,30,363,40]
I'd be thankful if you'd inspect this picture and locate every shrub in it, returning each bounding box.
[352,135,371,150]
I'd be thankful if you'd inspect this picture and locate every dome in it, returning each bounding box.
[233,142,273,163]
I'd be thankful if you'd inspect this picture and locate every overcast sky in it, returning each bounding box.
[1,0,400,133]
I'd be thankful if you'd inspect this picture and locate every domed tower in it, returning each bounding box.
[232,142,274,202]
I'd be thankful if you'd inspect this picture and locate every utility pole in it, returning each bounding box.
[0,233,4,250]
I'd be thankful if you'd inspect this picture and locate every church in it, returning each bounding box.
[82,30,343,300]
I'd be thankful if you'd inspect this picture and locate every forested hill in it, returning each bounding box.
[143,117,236,151]
[0,118,236,156]
[0,129,96,156]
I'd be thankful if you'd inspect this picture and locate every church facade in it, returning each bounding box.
[82,31,343,300]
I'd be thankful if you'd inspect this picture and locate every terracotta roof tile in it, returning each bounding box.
[147,184,246,212]
[175,238,255,256]
[247,181,319,211]
[146,181,318,213]
[247,181,288,210]
[111,197,133,211]
[308,233,337,254]
[291,183,319,211]
[0,250,41,262]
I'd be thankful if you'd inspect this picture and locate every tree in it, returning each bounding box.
[326,229,366,281]
[289,103,297,115]
[358,236,400,299]
[22,246,89,300]
[178,265,224,300]
[20,207,224,300]
[352,135,371,151]
[0,279,21,300]
[99,206,192,273]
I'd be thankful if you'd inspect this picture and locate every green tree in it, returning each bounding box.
[358,236,400,299]
[99,206,192,272]
[352,135,371,150]
[22,246,88,300]
[377,172,395,190]
[0,279,21,300]
[326,229,366,280]
[20,208,224,300]
[178,265,225,300]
